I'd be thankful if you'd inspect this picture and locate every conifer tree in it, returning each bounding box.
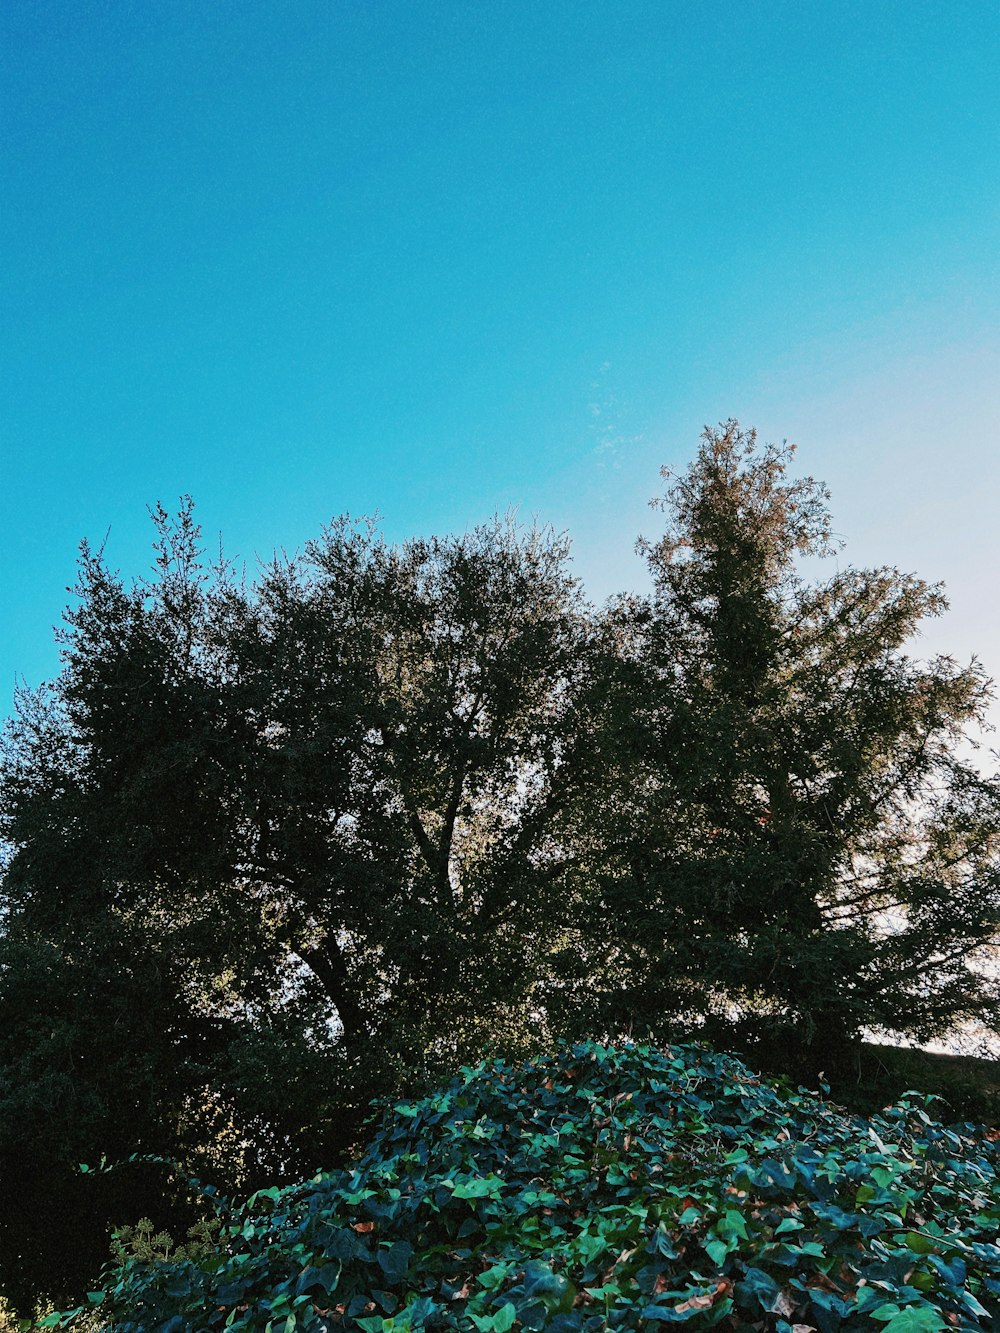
[610,421,1000,1070]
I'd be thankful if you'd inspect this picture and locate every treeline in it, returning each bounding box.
[3,422,1000,1311]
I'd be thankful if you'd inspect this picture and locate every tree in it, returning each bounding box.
[603,421,1000,1071]
[0,502,614,1303]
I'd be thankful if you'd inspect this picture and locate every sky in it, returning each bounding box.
[3,1,999,739]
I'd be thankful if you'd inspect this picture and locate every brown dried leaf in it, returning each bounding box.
[675,1295,713,1314]
[772,1289,797,1318]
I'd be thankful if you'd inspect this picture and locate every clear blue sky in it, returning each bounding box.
[3,1,999,720]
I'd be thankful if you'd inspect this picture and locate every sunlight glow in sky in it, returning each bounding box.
[2,1,998,736]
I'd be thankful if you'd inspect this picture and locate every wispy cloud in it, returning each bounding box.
[587,361,644,469]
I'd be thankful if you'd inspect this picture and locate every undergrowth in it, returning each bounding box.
[42,1041,1000,1331]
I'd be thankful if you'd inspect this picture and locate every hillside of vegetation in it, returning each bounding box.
[45,1041,1000,1333]
[6,425,1000,1313]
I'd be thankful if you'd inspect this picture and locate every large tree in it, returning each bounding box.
[0,502,614,1307]
[2,502,615,1075]
[601,422,1000,1071]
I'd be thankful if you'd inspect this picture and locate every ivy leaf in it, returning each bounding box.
[879,1308,948,1333]
[377,1241,415,1284]
[904,1231,937,1254]
[493,1303,517,1332]
[716,1209,748,1240]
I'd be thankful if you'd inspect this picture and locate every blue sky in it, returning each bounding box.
[3,1,999,726]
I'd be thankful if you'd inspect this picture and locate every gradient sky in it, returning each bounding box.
[3,1,999,737]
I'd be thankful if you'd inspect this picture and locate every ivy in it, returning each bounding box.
[46,1042,1000,1331]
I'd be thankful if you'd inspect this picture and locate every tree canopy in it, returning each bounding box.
[599,422,1000,1069]
[3,424,1000,1311]
[0,505,625,1308]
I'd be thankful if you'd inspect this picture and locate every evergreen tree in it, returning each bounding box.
[608,421,1000,1071]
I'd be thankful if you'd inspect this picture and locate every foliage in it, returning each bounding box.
[45,1040,1000,1332]
[0,505,616,1307]
[601,422,1000,1069]
[0,920,212,1312]
[2,505,609,1076]
[6,427,1000,1310]
[829,1045,1000,1130]
[108,1217,221,1268]
[0,1295,100,1333]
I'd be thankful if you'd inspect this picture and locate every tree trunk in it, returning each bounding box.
[295,935,368,1050]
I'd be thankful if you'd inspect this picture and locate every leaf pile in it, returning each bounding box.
[51,1042,1000,1332]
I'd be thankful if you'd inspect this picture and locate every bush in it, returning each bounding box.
[1,1299,100,1333]
[834,1044,1000,1129]
[47,1042,1000,1331]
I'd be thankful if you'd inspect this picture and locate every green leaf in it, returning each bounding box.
[477,1263,510,1291]
[716,1209,748,1240]
[704,1238,729,1266]
[797,1241,826,1257]
[904,1231,937,1254]
[872,1167,900,1189]
[879,1308,947,1333]
[451,1176,503,1200]
[493,1304,516,1333]
[377,1240,415,1284]
[854,1287,883,1314]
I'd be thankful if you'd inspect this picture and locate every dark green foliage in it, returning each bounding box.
[48,1041,1000,1332]
[0,921,202,1312]
[6,426,1000,1311]
[602,423,1000,1070]
[0,502,607,1081]
[0,504,614,1308]
[108,1216,221,1267]
[830,1045,1000,1130]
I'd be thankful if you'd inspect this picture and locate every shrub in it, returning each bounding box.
[47,1042,1000,1331]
